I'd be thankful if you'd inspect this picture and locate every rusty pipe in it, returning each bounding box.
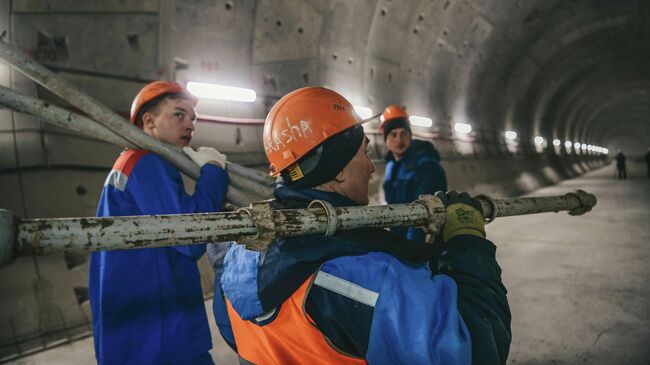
[475,189,597,222]
[0,191,596,267]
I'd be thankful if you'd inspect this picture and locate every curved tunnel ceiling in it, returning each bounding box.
[242,0,649,155]
[465,0,650,154]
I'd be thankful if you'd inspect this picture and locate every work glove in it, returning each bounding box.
[435,191,486,243]
[183,146,227,169]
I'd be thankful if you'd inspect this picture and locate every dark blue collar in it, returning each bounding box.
[273,183,359,207]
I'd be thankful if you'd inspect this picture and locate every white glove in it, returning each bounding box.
[183,146,227,169]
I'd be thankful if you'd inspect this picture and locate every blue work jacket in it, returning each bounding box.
[384,139,447,241]
[89,149,227,365]
[209,185,510,364]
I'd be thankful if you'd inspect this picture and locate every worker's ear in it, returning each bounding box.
[334,165,348,183]
[141,112,156,131]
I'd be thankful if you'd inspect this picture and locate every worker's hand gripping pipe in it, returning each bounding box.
[0,41,274,205]
[0,190,596,268]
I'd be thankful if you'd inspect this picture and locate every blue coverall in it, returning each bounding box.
[384,139,447,241]
[89,149,228,365]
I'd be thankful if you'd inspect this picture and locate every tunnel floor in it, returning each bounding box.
[490,161,650,365]
[9,163,650,365]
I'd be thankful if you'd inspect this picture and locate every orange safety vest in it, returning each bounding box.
[226,275,367,365]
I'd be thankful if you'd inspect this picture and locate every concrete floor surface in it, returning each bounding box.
[8,162,650,364]
[491,162,650,365]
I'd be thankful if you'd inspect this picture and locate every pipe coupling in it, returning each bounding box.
[414,194,446,239]
[474,194,498,223]
[237,201,277,250]
[566,189,597,216]
[308,200,339,236]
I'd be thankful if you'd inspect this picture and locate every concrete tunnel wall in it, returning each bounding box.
[0,0,646,360]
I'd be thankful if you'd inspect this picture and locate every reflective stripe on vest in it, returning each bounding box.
[226,274,367,365]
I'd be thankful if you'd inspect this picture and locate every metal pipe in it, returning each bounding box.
[9,203,429,257]
[223,184,256,209]
[475,190,597,221]
[226,167,274,199]
[227,162,275,187]
[0,191,596,267]
[0,85,261,205]
[0,41,274,203]
[0,85,136,148]
[0,41,167,159]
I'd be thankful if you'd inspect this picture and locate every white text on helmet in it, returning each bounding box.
[265,118,313,155]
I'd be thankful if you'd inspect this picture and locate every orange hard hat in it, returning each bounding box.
[129,81,197,126]
[379,104,408,130]
[263,87,362,176]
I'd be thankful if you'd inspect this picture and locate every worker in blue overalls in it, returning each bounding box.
[381,105,447,242]
[89,81,228,365]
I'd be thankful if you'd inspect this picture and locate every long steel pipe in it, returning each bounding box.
[0,85,136,148]
[0,41,274,204]
[0,190,596,267]
[0,87,254,206]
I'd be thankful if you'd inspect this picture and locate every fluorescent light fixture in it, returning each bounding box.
[186,81,256,102]
[534,136,544,145]
[504,130,517,140]
[565,141,572,148]
[587,145,593,151]
[409,115,433,127]
[553,139,561,147]
[353,105,373,120]
[574,142,581,149]
[581,144,587,150]
[603,148,609,154]
[454,122,472,134]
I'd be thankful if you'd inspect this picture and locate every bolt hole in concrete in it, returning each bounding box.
[332,53,338,60]
[75,185,87,196]
[126,34,139,50]
[225,1,232,10]
[380,8,387,16]
[298,27,303,34]
[276,20,282,27]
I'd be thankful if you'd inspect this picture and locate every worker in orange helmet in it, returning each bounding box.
[380,104,447,242]
[208,87,511,365]
[89,81,228,365]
